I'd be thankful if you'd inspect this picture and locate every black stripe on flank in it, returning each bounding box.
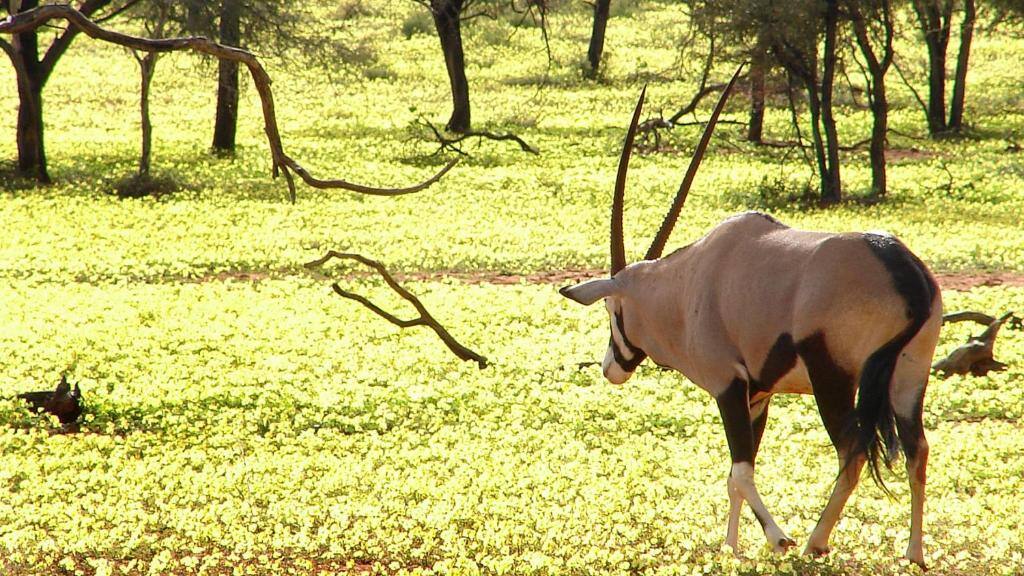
[611,311,647,372]
[797,332,856,451]
[752,333,797,393]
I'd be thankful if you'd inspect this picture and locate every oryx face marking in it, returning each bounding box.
[602,299,647,384]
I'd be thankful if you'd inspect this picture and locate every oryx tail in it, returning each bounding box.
[852,234,939,491]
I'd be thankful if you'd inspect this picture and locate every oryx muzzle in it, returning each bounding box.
[560,66,942,568]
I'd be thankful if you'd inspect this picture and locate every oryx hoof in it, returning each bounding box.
[905,550,928,571]
[803,544,830,557]
[905,541,929,565]
[772,536,797,554]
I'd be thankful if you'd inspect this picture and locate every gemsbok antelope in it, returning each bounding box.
[560,68,942,567]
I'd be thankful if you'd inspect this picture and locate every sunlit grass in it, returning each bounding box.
[1,1,1023,574]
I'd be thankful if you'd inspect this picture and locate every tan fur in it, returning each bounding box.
[608,213,940,395]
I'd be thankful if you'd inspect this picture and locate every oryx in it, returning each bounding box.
[560,69,942,567]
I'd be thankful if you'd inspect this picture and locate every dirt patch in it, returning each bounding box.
[934,272,1024,291]
[395,268,1024,291]
[886,147,936,162]
[190,266,1024,292]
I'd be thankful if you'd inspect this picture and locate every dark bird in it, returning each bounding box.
[18,375,83,432]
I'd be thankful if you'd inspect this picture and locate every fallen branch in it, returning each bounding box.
[0,5,456,202]
[933,311,1018,377]
[305,252,488,369]
[943,311,999,325]
[418,118,538,156]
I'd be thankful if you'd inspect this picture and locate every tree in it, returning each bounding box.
[428,0,470,132]
[212,0,241,151]
[1,0,139,182]
[125,1,173,178]
[687,0,844,202]
[845,0,895,197]
[747,29,768,143]
[152,1,314,152]
[413,0,548,133]
[909,0,976,136]
[0,4,457,202]
[586,0,612,78]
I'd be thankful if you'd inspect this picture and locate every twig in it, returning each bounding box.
[418,118,538,155]
[0,5,457,202]
[305,252,488,369]
[892,56,929,123]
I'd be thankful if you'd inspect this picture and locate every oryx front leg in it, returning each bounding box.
[717,379,795,554]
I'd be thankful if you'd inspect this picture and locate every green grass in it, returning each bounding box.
[1,1,1023,574]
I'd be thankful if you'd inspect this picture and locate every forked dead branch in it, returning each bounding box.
[305,252,488,369]
[0,5,457,202]
[933,311,1021,377]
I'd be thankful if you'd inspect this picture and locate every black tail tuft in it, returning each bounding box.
[849,332,913,495]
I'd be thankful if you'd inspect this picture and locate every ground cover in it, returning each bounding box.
[1,1,1023,574]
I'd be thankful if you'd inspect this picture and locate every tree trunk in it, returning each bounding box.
[212,0,241,151]
[430,0,470,133]
[747,39,767,143]
[848,1,894,198]
[586,0,611,78]
[138,53,157,176]
[948,0,975,131]
[819,0,842,203]
[913,0,952,136]
[867,75,888,197]
[805,83,830,200]
[11,0,49,182]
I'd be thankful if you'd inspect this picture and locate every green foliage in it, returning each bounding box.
[1,1,1024,574]
[402,9,435,40]
[113,172,181,199]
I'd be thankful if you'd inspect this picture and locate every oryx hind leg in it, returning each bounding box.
[891,337,936,569]
[799,333,861,557]
[717,379,794,554]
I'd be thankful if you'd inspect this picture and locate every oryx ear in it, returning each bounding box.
[559,278,619,306]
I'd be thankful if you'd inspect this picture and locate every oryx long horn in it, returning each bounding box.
[644,64,745,261]
[610,86,647,276]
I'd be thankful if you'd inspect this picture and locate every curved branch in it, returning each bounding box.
[942,310,997,325]
[0,5,456,202]
[305,251,488,369]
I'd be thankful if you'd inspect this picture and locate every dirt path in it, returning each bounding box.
[390,268,1024,291]
[211,267,1024,291]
